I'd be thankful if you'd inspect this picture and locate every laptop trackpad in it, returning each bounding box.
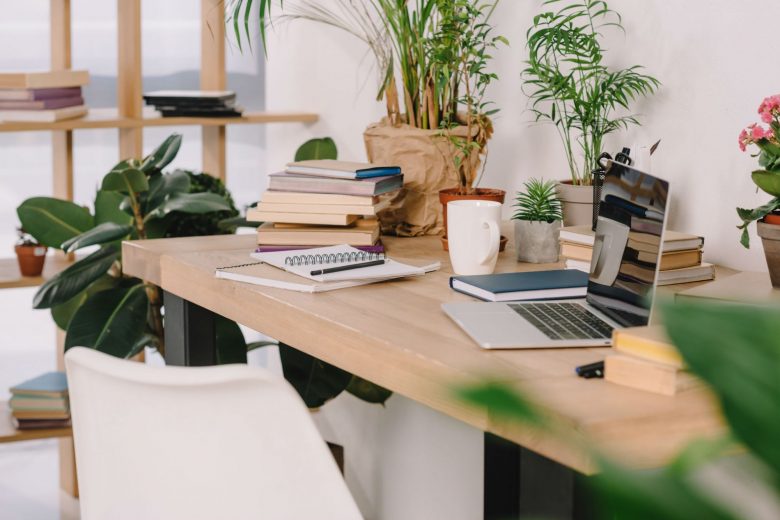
[444,303,551,348]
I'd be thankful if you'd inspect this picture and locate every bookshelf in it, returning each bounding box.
[2,0,317,497]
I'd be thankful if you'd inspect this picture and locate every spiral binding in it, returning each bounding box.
[284,251,385,267]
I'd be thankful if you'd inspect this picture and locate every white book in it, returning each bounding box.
[0,104,87,122]
[255,200,387,216]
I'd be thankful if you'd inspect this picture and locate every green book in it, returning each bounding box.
[10,371,68,398]
[9,395,69,412]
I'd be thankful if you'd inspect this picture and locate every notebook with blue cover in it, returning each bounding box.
[449,269,589,302]
[10,371,68,397]
[286,160,402,179]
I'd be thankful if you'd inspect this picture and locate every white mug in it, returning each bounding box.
[447,200,501,275]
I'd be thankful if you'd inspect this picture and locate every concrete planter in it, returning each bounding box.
[514,220,561,263]
[556,181,593,227]
[757,220,780,288]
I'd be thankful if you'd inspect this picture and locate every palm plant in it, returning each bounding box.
[512,178,562,222]
[523,0,660,186]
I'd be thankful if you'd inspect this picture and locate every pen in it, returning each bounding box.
[575,360,604,379]
[310,259,387,276]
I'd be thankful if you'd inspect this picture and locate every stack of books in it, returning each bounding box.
[559,225,714,285]
[0,70,89,122]
[8,372,70,430]
[605,326,701,396]
[250,160,403,252]
[143,90,242,118]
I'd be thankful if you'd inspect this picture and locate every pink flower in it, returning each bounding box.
[758,94,780,124]
[751,124,773,141]
[739,127,750,152]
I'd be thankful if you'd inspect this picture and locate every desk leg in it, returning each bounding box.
[484,433,594,520]
[163,291,217,367]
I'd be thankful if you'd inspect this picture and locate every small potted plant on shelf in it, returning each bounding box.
[14,227,47,277]
[736,94,780,287]
[512,179,562,263]
[522,0,659,226]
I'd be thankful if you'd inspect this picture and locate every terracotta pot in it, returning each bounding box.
[439,187,507,251]
[556,181,594,227]
[15,244,47,277]
[514,220,561,263]
[763,213,780,226]
[757,220,780,288]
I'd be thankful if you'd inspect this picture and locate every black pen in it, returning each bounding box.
[310,259,386,276]
[575,360,604,379]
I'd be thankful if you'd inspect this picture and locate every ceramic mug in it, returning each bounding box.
[447,200,502,275]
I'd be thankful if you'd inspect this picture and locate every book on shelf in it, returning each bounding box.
[9,395,68,411]
[253,200,387,217]
[559,225,704,252]
[257,220,380,246]
[0,70,89,89]
[450,270,589,302]
[143,90,236,106]
[611,325,684,368]
[261,191,380,206]
[10,372,68,398]
[9,371,70,428]
[604,353,701,396]
[0,96,83,110]
[0,86,81,101]
[247,209,359,227]
[156,106,243,118]
[268,172,403,197]
[12,409,70,420]
[0,104,87,122]
[286,160,402,180]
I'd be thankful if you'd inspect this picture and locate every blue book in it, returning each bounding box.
[286,160,402,180]
[10,371,68,398]
[449,270,589,302]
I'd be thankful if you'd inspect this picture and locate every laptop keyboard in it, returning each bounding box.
[508,303,614,340]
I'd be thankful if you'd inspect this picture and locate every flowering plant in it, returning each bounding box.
[736,94,780,247]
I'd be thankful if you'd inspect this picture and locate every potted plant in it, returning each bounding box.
[736,94,780,287]
[14,228,47,277]
[227,0,506,239]
[512,179,562,263]
[522,0,660,226]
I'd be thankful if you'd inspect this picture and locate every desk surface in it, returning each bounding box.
[123,230,733,473]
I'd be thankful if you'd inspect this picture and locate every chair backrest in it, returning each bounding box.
[65,347,362,520]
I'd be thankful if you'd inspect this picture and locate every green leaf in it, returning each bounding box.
[140,133,182,172]
[294,137,338,161]
[33,246,119,309]
[279,343,351,408]
[50,274,118,330]
[455,381,544,426]
[94,190,132,226]
[661,301,780,475]
[346,376,392,404]
[215,316,247,365]
[64,284,149,359]
[144,192,233,222]
[145,169,191,212]
[17,197,94,249]
[101,168,149,193]
[752,170,780,197]
[62,222,133,253]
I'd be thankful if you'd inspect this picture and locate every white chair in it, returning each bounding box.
[65,347,362,520]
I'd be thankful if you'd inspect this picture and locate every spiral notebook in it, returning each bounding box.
[215,245,440,292]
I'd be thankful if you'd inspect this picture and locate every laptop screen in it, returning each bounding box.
[585,161,670,328]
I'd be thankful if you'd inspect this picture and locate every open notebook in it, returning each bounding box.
[215,245,440,293]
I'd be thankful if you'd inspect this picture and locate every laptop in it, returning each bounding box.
[442,161,670,349]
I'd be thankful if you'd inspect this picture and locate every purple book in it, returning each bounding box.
[255,242,385,254]
[0,87,81,101]
[0,96,84,110]
[268,172,403,197]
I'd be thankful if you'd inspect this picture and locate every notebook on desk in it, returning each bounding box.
[215,245,440,292]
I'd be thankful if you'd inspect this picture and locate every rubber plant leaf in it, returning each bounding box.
[294,137,338,161]
[62,222,133,253]
[64,284,149,359]
[144,192,233,222]
[215,316,248,365]
[17,197,94,250]
[139,133,182,172]
[346,376,392,404]
[50,274,118,330]
[33,245,119,309]
[279,342,352,409]
[94,190,132,226]
[101,168,149,194]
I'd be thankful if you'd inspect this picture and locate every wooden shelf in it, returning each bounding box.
[0,401,71,444]
[0,255,75,290]
[0,108,319,132]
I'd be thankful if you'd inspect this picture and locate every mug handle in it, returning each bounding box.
[478,219,500,265]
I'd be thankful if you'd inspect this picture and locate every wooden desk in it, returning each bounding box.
[123,231,730,516]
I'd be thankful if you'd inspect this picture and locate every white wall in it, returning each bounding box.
[265,0,780,272]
